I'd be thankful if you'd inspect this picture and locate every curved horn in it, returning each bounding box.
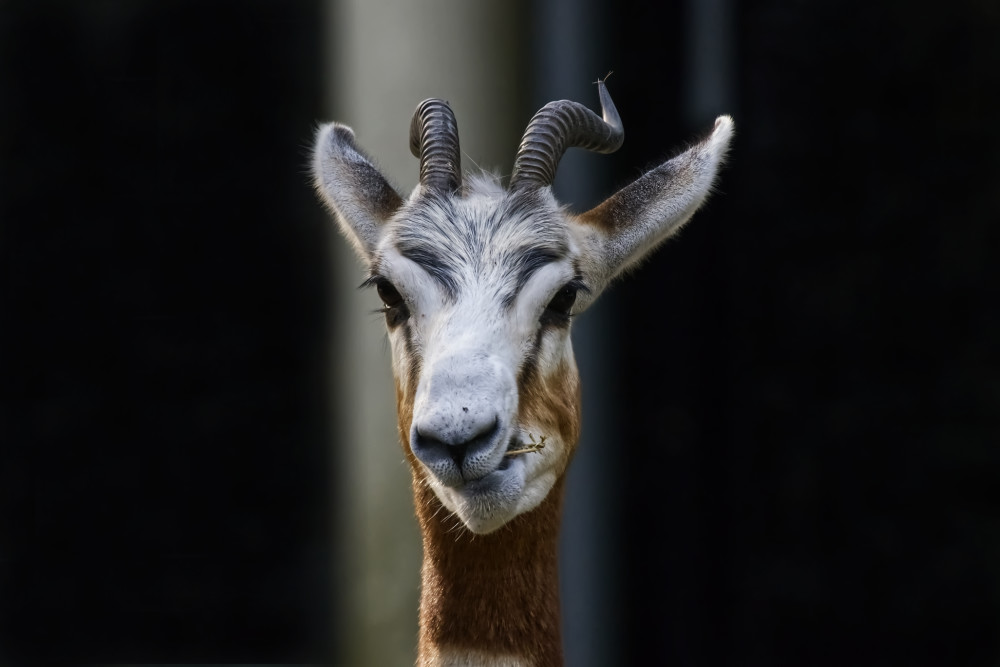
[409,98,462,193]
[509,79,624,190]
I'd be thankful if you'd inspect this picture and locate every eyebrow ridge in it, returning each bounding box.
[398,243,460,297]
[500,245,563,308]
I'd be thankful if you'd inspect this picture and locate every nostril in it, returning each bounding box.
[460,417,500,462]
[412,431,472,472]
[412,431,447,462]
[412,416,501,474]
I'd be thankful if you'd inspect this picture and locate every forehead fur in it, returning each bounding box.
[382,174,572,302]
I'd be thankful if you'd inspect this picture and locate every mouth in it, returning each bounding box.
[426,432,556,534]
[443,454,526,531]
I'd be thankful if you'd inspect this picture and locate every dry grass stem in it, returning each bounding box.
[505,433,547,457]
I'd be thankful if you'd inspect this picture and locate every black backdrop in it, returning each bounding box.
[2,1,999,665]
[606,1,1000,665]
[1,2,333,664]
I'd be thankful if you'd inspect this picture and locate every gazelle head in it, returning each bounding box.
[314,82,732,535]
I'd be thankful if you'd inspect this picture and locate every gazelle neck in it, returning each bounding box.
[413,478,566,667]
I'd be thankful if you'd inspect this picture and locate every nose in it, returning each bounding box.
[410,348,515,484]
[411,409,502,484]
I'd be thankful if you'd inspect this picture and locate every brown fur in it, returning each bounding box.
[395,355,582,666]
[414,478,566,666]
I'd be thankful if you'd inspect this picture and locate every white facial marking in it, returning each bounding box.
[374,181,579,534]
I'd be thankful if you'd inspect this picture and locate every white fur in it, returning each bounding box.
[375,192,578,533]
[419,646,533,667]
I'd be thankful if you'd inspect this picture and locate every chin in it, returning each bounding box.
[433,455,561,535]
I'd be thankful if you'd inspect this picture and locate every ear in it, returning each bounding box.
[312,122,404,262]
[571,115,734,301]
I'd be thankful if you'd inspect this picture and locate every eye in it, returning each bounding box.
[547,285,578,315]
[376,280,404,308]
[540,282,580,327]
[374,278,409,327]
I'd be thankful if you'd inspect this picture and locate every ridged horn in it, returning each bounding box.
[509,79,624,190]
[409,98,462,193]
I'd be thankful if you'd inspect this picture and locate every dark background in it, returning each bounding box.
[2,0,998,665]
[610,2,1000,666]
[1,2,333,664]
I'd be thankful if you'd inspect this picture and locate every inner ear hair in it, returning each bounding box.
[578,115,734,279]
[312,122,404,261]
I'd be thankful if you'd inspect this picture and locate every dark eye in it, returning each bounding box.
[541,283,579,327]
[547,285,577,314]
[376,280,404,308]
[375,279,409,327]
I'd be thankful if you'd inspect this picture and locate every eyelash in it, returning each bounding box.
[362,275,589,325]
[362,275,409,326]
[541,277,588,326]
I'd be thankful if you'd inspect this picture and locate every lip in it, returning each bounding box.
[461,455,523,494]
[456,432,533,491]
[443,432,523,486]
[455,431,543,495]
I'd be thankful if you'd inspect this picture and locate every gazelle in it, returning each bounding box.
[313,80,732,667]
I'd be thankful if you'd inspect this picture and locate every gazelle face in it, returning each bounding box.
[313,82,732,535]
[371,183,585,533]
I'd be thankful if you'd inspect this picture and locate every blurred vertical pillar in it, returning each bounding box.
[318,1,525,664]
[531,1,624,665]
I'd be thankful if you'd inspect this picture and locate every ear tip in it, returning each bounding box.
[312,122,365,192]
[315,122,358,148]
[713,114,734,136]
[709,115,735,156]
